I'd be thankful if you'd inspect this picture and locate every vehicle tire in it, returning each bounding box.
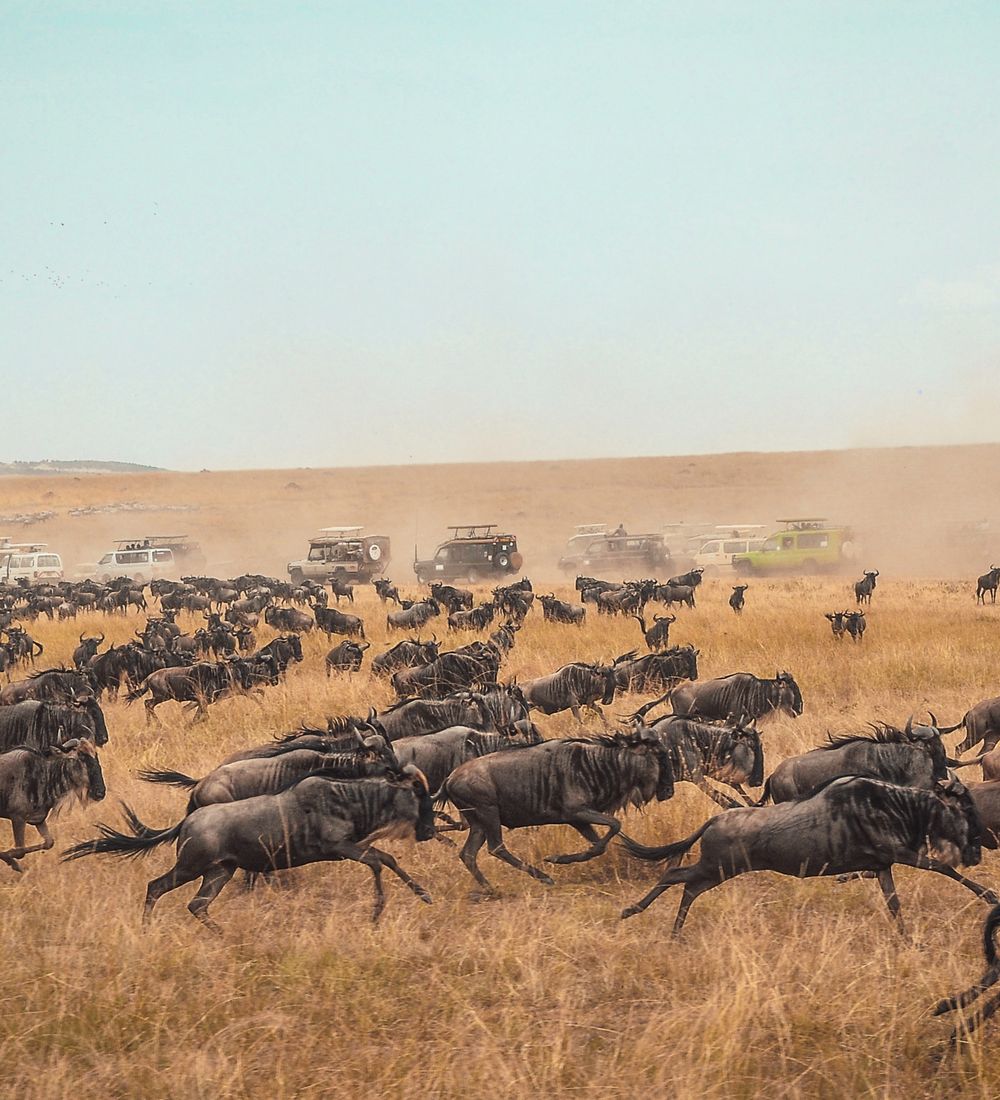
[289,569,305,585]
[733,559,753,577]
[467,569,479,585]
[801,559,819,576]
[368,543,382,562]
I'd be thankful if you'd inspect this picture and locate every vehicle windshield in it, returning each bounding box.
[38,555,60,567]
[762,538,779,552]
[98,553,113,565]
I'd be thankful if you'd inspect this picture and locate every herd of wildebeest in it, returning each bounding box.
[5,563,1000,1042]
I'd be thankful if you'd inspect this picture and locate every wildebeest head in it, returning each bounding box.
[398,764,436,842]
[730,717,765,787]
[74,696,109,747]
[925,778,982,868]
[902,714,949,782]
[776,671,803,716]
[635,728,675,801]
[598,664,617,706]
[59,738,106,802]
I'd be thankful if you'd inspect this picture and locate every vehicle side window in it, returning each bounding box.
[798,533,828,549]
[781,537,795,550]
[723,541,743,554]
[9,557,26,569]
[435,548,450,562]
[152,550,172,562]
[702,542,720,554]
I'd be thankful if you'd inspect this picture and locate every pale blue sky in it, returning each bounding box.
[2,2,998,469]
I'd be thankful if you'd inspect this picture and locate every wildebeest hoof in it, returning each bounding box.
[983,892,1000,906]
[620,905,639,919]
[468,889,500,903]
[415,888,433,904]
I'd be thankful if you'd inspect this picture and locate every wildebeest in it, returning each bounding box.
[448,603,495,632]
[977,566,1000,605]
[392,724,544,794]
[845,610,866,642]
[759,719,949,804]
[325,640,370,675]
[314,604,365,640]
[253,634,303,674]
[329,577,355,604]
[371,637,440,678]
[390,649,500,699]
[729,585,748,614]
[668,671,803,723]
[612,646,699,693]
[932,903,1000,1042]
[63,769,436,928]
[638,714,764,809]
[619,777,987,933]
[125,662,267,724]
[264,606,315,634]
[537,595,585,626]
[219,717,393,765]
[666,568,704,589]
[855,570,879,605]
[940,697,1000,758]
[632,613,675,651]
[520,662,617,724]
[3,626,43,667]
[0,740,106,870]
[386,599,440,633]
[825,610,848,641]
[0,668,94,706]
[73,633,105,669]
[0,698,109,751]
[429,583,473,613]
[488,621,518,658]
[654,583,696,610]
[440,730,674,894]
[372,579,401,605]
[376,694,493,742]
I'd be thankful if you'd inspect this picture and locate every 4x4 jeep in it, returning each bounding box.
[732,518,857,576]
[414,525,523,585]
[557,528,670,576]
[288,527,391,585]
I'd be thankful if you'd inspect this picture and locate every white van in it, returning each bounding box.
[92,545,176,584]
[693,527,768,574]
[0,544,64,586]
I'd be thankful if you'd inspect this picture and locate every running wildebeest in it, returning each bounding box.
[264,606,315,634]
[219,717,393,765]
[537,595,585,626]
[845,610,866,642]
[429,583,473,613]
[125,662,265,724]
[932,904,1000,1043]
[0,740,106,871]
[392,724,544,794]
[440,730,675,894]
[825,610,848,640]
[391,649,500,699]
[371,637,440,678]
[759,719,949,805]
[63,769,436,928]
[386,599,440,633]
[668,671,803,723]
[632,613,675,651]
[729,585,748,614]
[667,568,704,589]
[448,604,495,632]
[977,566,1000,605]
[325,640,370,675]
[314,605,365,640]
[612,646,699,693]
[854,570,879,605]
[633,712,764,809]
[619,777,987,933]
[654,584,696,610]
[520,662,617,725]
[941,697,1000,758]
[0,668,94,706]
[376,694,493,741]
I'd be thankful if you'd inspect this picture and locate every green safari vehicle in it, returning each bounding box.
[732,518,857,576]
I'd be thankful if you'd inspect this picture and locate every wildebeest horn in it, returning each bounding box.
[60,738,80,751]
[928,711,938,728]
[97,633,104,644]
[79,632,86,643]
[904,714,913,735]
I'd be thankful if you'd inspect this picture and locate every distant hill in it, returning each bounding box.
[0,460,164,476]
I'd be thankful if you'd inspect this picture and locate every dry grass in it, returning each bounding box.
[1,576,1000,1097]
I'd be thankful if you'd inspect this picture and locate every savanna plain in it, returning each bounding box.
[2,451,1000,1099]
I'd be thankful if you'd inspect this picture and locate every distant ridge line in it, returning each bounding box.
[0,460,164,476]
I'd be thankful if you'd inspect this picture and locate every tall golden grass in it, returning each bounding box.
[2,576,1000,1098]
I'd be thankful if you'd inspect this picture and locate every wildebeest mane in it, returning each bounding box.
[822,723,910,750]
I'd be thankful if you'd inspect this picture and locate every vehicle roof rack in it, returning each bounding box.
[776,517,828,530]
[317,526,363,535]
[448,525,497,539]
[573,523,608,534]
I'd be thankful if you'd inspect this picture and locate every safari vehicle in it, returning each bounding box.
[136,534,206,570]
[558,525,670,576]
[692,526,768,575]
[414,525,522,585]
[732,518,857,576]
[77,540,178,584]
[0,539,64,586]
[287,527,390,586]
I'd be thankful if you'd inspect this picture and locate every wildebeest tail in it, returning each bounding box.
[137,769,199,789]
[61,804,183,861]
[983,904,1000,968]
[618,819,712,863]
[124,680,150,706]
[753,777,772,806]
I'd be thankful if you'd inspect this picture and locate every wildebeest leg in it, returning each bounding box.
[458,823,496,893]
[144,863,202,924]
[669,872,719,935]
[935,962,1000,1018]
[6,819,55,859]
[364,846,432,904]
[585,702,609,728]
[725,782,754,804]
[910,858,1000,905]
[187,863,236,934]
[545,812,620,864]
[621,866,695,919]
[876,868,905,932]
[695,777,743,810]
[470,810,555,887]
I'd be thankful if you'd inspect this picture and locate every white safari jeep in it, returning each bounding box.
[287,527,391,585]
